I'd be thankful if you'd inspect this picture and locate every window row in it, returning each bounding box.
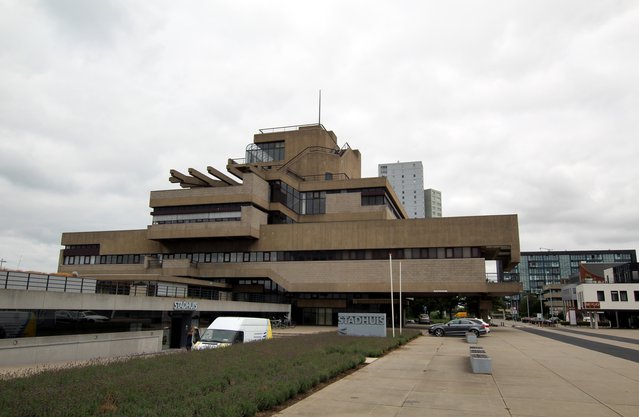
[597,290,637,302]
[236,279,284,293]
[270,181,326,215]
[528,261,560,267]
[63,254,142,265]
[63,244,100,250]
[64,247,484,266]
[151,203,244,216]
[157,247,483,263]
[245,141,285,163]
[152,216,241,225]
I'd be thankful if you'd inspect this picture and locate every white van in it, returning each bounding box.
[193,317,272,350]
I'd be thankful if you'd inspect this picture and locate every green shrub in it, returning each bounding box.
[0,330,420,417]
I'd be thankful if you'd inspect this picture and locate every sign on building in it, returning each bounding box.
[173,301,198,311]
[337,313,386,337]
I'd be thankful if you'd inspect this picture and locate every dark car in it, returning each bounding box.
[428,319,488,337]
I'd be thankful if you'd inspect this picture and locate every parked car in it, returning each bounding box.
[469,318,491,333]
[78,311,109,322]
[428,319,488,337]
[54,310,80,324]
[418,313,431,324]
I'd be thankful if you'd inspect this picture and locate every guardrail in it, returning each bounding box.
[258,123,324,134]
[0,270,288,304]
[1,270,96,293]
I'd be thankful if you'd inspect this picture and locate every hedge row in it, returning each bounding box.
[0,330,420,417]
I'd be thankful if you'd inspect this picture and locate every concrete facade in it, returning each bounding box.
[57,124,521,325]
[0,330,163,367]
[0,288,289,314]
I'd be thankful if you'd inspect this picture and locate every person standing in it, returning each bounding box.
[192,327,200,348]
[186,326,194,351]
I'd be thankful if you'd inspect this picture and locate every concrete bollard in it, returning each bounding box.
[470,353,492,374]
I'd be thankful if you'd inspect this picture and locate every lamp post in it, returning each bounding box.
[539,290,544,325]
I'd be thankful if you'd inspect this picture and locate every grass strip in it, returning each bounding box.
[0,330,420,417]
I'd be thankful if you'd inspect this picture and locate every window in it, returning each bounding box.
[597,291,605,302]
[620,291,628,302]
[611,291,619,302]
[634,291,639,302]
[245,141,284,163]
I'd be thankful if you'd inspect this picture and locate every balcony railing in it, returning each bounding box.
[258,123,324,134]
[1,270,288,304]
[1,270,96,293]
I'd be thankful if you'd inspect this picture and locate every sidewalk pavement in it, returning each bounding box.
[274,323,639,417]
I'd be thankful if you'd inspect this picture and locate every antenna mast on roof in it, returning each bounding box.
[318,89,322,125]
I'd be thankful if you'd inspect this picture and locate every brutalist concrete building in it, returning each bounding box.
[59,123,521,325]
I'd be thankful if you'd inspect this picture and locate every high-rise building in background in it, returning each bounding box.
[506,249,637,293]
[378,161,425,218]
[424,188,442,218]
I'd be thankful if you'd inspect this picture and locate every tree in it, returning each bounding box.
[519,293,541,318]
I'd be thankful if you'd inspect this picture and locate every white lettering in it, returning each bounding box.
[173,301,198,311]
[337,313,386,337]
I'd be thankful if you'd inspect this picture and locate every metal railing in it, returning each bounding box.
[1,270,96,293]
[301,173,350,182]
[486,272,520,283]
[258,123,324,134]
[1,270,206,300]
[1,270,289,304]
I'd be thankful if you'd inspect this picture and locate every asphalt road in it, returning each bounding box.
[519,326,639,363]
[555,327,639,345]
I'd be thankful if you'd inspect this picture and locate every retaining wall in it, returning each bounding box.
[0,330,163,367]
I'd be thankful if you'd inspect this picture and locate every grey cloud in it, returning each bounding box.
[37,0,131,46]
[1,1,638,272]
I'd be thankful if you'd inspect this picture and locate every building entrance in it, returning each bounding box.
[169,313,192,349]
[302,308,333,325]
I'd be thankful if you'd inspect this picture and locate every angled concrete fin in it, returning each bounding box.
[207,165,241,185]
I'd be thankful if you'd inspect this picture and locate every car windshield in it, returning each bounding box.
[200,329,241,343]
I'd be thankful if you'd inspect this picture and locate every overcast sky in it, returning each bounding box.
[1,1,638,273]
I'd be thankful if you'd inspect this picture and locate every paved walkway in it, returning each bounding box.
[274,323,639,417]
